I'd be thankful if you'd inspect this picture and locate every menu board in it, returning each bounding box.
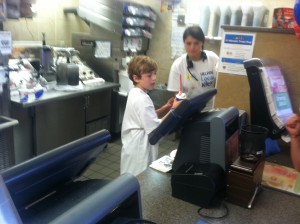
[262,161,300,196]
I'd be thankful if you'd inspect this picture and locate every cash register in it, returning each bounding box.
[149,89,241,208]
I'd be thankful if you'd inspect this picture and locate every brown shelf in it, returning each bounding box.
[221,25,295,35]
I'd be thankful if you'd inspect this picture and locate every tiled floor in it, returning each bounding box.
[80,133,180,180]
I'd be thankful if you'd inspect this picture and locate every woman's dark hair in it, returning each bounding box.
[183,25,207,61]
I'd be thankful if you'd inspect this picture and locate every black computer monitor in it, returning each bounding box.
[1,130,111,210]
[171,107,240,171]
[149,88,217,145]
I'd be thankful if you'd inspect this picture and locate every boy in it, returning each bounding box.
[120,56,181,176]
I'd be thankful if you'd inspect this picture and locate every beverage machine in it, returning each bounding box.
[72,0,156,133]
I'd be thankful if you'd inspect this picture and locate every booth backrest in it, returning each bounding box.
[0,130,111,210]
[0,175,22,224]
[49,173,142,224]
[0,172,142,224]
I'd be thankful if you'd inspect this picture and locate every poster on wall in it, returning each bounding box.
[170,1,185,59]
[219,32,256,76]
[160,0,174,13]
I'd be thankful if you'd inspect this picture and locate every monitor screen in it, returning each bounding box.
[261,65,293,126]
[1,130,111,210]
[244,58,294,138]
[149,88,217,145]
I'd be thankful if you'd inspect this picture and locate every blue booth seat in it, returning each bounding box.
[0,130,142,224]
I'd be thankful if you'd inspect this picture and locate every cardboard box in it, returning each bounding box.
[272,8,296,29]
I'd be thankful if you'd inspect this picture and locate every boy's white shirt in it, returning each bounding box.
[121,87,161,176]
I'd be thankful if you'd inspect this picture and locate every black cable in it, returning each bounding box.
[79,78,86,85]
[197,201,229,220]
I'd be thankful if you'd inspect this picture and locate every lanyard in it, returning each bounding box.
[187,67,199,81]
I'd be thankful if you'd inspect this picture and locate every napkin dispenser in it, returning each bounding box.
[57,63,79,86]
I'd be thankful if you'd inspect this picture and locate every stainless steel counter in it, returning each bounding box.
[10,82,119,108]
[10,81,120,164]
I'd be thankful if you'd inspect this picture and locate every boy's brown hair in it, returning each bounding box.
[127,55,158,85]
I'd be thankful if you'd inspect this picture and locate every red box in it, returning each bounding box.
[272,8,296,29]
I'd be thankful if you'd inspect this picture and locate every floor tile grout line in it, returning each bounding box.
[85,136,179,179]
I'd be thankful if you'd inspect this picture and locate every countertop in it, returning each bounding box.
[137,152,300,224]
[10,82,119,108]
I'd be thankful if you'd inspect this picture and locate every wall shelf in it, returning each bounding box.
[221,25,295,35]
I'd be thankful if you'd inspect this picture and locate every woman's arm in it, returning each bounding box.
[290,136,300,171]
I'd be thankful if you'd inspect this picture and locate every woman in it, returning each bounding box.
[167,25,219,111]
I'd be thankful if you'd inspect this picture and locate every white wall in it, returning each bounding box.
[4,0,90,47]
[3,0,297,83]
